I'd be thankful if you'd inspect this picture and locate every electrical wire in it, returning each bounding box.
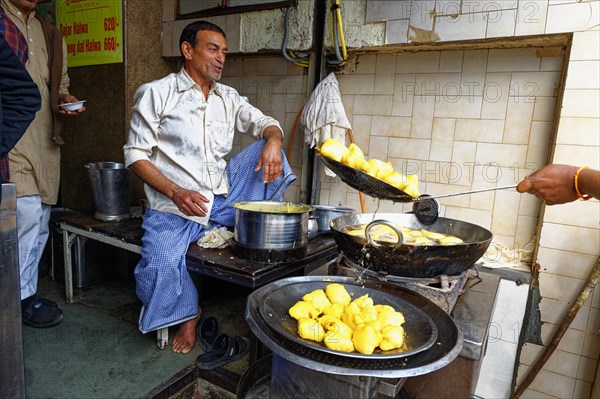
[328,0,347,66]
[282,6,309,68]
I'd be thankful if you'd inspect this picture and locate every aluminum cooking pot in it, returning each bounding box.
[233,201,314,250]
[311,205,355,232]
[330,213,493,278]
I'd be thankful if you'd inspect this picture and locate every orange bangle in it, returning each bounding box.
[574,166,591,201]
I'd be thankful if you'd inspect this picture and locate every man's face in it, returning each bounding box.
[183,30,227,86]
[9,0,39,13]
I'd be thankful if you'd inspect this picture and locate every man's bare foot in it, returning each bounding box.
[172,310,201,354]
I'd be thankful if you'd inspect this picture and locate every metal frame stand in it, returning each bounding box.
[59,222,169,349]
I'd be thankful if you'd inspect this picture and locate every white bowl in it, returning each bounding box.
[59,100,86,111]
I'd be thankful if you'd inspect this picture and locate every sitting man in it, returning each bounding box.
[123,20,290,353]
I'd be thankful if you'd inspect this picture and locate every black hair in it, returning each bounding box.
[179,20,226,56]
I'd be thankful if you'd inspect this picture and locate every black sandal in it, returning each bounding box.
[21,296,64,328]
[196,333,249,370]
[195,316,221,352]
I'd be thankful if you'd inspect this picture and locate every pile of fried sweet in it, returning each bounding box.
[344,223,464,245]
[319,138,420,198]
[288,283,407,355]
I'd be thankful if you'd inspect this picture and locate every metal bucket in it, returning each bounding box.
[85,162,132,222]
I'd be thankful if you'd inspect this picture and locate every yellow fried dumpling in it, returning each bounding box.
[325,283,351,306]
[342,143,366,170]
[355,159,373,174]
[438,235,463,245]
[320,138,348,162]
[403,174,420,198]
[321,318,353,339]
[322,302,344,319]
[376,309,405,327]
[407,236,430,245]
[420,229,446,241]
[289,300,319,320]
[352,323,382,355]
[352,294,374,310]
[346,228,365,237]
[379,325,405,351]
[401,227,423,237]
[297,317,325,342]
[367,159,394,179]
[342,301,363,330]
[361,305,378,324]
[318,314,337,327]
[368,224,400,243]
[382,171,408,191]
[302,289,332,313]
[374,304,396,314]
[324,331,355,352]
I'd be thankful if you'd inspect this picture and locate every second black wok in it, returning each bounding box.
[330,213,493,278]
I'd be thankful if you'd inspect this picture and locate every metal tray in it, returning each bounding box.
[259,279,438,359]
[320,156,413,202]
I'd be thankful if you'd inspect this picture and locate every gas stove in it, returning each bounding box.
[243,275,463,399]
[330,254,481,314]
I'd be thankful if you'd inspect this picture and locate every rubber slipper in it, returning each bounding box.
[196,333,249,370]
[21,296,64,328]
[22,294,58,308]
[195,316,221,352]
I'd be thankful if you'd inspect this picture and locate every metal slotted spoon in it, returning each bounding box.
[319,153,519,224]
[413,185,518,224]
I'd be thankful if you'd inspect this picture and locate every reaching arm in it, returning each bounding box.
[517,164,600,205]
[576,167,600,200]
[129,160,209,217]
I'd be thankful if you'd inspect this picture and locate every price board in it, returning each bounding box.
[56,0,123,67]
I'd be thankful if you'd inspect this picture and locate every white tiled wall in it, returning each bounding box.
[321,48,561,251]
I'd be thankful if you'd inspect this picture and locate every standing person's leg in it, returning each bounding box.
[17,195,63,328]
[135,209,206,353]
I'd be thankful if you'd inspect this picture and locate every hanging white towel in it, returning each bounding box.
[300,72,352,176]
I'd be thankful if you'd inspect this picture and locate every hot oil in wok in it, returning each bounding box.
[341,224,464,246]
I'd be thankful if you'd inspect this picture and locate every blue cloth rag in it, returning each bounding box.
[136,139,296,333]
[210,139,297,226]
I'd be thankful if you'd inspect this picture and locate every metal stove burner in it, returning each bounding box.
[230,239,308,263]
[333,254,480,314]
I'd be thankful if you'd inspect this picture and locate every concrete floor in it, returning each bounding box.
[22,273,252,399]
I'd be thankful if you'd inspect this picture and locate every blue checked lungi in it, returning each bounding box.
[136,139,296,333]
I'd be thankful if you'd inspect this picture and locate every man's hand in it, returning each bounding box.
[517,164,579,205]
[129,160,210,217]
[171,188,210,217]
[255,127,283,183]
[58,93,86,116]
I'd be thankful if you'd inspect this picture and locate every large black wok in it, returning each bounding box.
[330,213,493,278]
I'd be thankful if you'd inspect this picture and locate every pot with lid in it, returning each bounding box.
[233,201,314,250]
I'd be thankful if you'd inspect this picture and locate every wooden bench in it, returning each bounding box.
[58,214,338,350]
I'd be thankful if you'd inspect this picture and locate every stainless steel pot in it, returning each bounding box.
[233,201,314,250]
[330,213,493,278]
[311,205,355,232]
